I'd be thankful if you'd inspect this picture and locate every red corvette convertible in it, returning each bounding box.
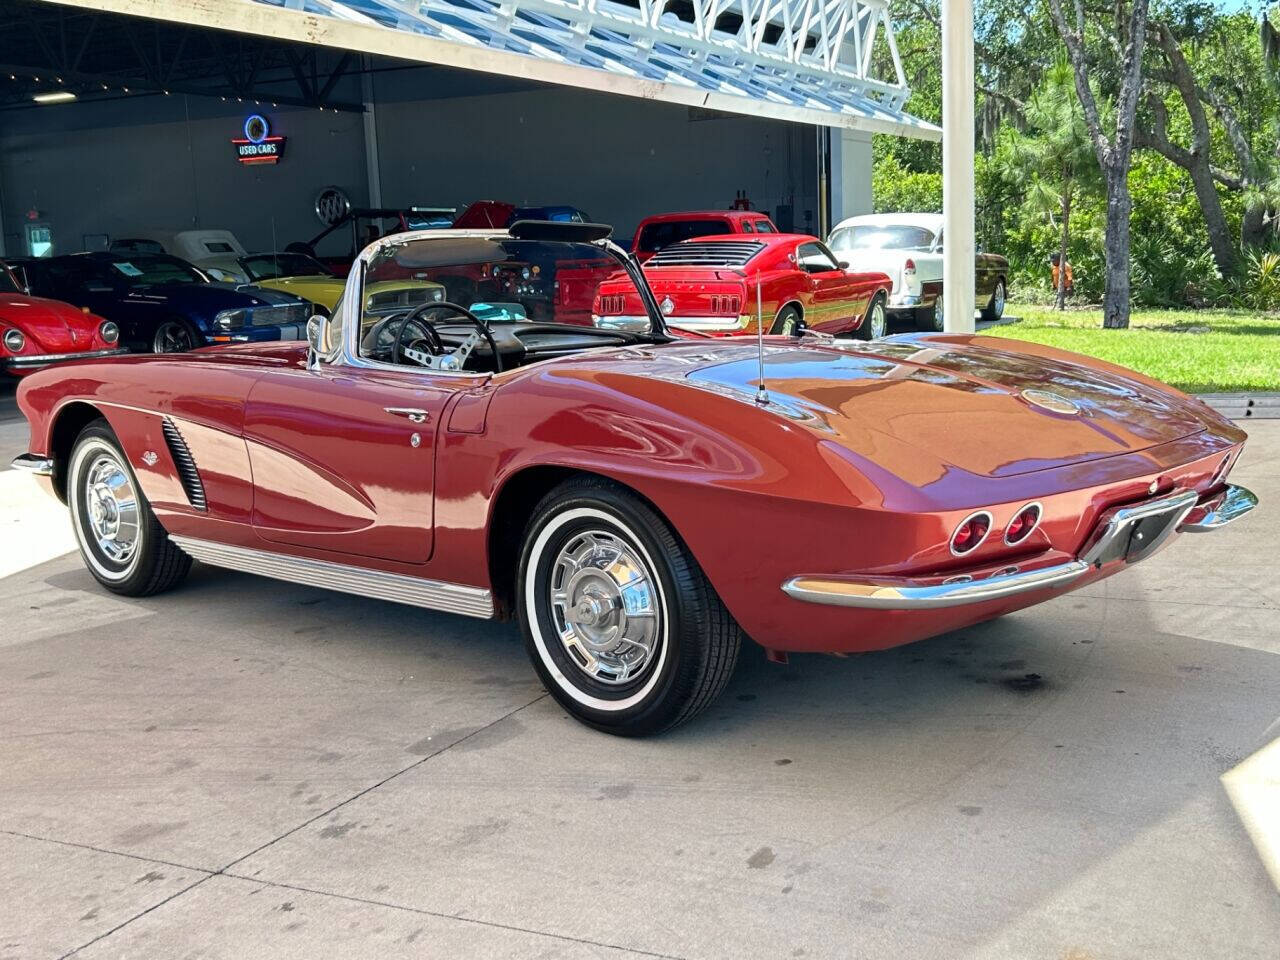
[0,261,125,376]
[13,223,1256,736]
[593,233,891,339]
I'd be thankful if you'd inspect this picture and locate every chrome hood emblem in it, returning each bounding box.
[1020,389,1079,415]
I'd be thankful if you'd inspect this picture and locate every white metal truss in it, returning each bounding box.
[38,0,939,138]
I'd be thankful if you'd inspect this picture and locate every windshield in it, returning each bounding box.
[828,224,936,252]
[354,235,656,361]
[101,256,206,286]
[241,253,331,281]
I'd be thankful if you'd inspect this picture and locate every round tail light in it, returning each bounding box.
[950,511,992,556]
[1004,503,1042,545]
[99,321,120,344]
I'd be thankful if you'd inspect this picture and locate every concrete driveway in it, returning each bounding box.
[1,400,1277,959]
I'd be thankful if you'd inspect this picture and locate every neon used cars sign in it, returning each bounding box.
[231,114,286,165]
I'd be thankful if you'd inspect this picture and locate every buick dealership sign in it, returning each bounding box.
[231,114,286,165]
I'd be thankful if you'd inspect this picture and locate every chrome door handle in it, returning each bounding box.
[385,407,430,423]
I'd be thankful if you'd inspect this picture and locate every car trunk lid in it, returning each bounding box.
[671,337,1207,477]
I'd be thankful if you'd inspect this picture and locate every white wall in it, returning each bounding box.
[828,127,874,224]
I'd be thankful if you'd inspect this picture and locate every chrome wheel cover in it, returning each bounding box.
[993,282,1006,317]
[933,296,945,331]
[154,321,194,353]
[869,301,887,339]
[83,451,140,566]
[549,527,660,685]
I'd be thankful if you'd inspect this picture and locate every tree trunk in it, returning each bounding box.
[1057,181,1072,311]
[1102,167,1133,328]
[1241,203,1268,250]
[1190,166,1238,279]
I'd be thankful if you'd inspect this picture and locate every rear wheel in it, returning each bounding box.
[517,478,740,736]
[981,279,1007,322]
[853,294,887,341]
[921,294,945,332]
[68,421,191,596]
[769,305,802,336]
[151,319,200,354]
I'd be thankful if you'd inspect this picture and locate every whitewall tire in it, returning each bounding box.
[517,477,740,736]
[68,421,191,596]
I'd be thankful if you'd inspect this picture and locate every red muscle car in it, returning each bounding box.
[12,222,1256,737]
[596,234,892,339]
[0,261,125,376]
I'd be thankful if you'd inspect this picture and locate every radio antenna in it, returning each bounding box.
[755,278,768,406]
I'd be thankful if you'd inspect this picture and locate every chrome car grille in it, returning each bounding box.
[249,303,309,327]
[366,288,443,312]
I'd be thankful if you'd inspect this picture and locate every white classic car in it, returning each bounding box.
[109,230,250,283]
[827,212,1008,331]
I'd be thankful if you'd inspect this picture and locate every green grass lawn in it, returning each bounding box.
[985,305,1280,394]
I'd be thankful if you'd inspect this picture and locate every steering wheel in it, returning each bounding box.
[386,301,504,373]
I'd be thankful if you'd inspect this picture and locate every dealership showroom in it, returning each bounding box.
[1,0,1278,958]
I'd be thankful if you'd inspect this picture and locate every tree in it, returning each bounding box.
[1047,0,1151,328]
[1137,21,1239,277]
[999,58,1098,308]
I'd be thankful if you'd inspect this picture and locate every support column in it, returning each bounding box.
[941,0,975,333]
[361,59,382,208]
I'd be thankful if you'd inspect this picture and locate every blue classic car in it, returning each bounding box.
[14,252,312,353]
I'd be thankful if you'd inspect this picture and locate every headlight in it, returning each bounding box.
[207,268,246,283]
[432,287,445,302]
[213,309,248,332]
[99,321,119,344]
[3,328,24,353]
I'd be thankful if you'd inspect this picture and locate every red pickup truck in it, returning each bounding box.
[631,210,778,261]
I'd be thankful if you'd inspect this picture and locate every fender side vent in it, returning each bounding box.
[162,419,207,511]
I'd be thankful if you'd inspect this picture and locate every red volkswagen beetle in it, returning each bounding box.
[0,261,125,376]
[12,223,1256,736]
[594,234,892,339]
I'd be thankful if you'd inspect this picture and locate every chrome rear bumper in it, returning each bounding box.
[782,485,1256,610]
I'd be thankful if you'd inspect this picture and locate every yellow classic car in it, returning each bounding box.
[238,252,446,315]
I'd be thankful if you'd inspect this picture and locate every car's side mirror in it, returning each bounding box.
[838,260,849,270]
[306,314,327,369]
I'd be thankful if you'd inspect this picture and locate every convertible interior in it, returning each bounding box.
[354,231,662,373]
[358,302,646,373]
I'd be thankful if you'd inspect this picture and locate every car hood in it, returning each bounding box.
[0,293,104,352]
[568,335,1213,480]
[253,276,346,310]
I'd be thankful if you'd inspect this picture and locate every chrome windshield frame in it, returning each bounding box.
[327,227,666,376]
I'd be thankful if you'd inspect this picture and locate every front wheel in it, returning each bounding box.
[152,319,201,354]
[517,478,741,736]
[68,421,191,596]
[853,295,887,341]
